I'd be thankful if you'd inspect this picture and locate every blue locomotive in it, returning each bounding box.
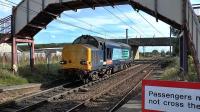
[60,35,133,83]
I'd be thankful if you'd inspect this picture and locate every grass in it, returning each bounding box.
[18,63,61,83]
[161,57,180,80]
[0,58,62,86]
[161,56,198,82]
[0,68,28,86]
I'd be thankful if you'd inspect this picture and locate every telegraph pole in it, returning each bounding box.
[126,29,128,44]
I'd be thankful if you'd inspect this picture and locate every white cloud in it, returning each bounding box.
[116,10,170,37]
[79,16,121,26]
[0,0,12,13]
[0,0,22,17]
[61,7,170,38]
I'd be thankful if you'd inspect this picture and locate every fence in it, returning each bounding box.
[0,52,62,69]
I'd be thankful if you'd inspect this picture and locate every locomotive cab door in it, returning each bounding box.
[103,43,106,64]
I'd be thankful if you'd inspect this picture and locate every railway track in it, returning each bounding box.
[0,60,159,112]
[64,60,159,112]
[0,81,82,112]
[31,60,159,112]
[0,62,138,112]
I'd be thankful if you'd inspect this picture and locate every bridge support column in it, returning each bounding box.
[11,38,35,73]
[12,38,18,73]
[132,46,139,60]
[180,36,188,73]
[30,41,35,69]
[180,0,188,76]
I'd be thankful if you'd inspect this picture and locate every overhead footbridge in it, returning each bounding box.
[111,37,177,46]
[6,0,200,77]
[111,37,177,60]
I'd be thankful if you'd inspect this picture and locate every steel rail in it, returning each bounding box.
[66,60,159,112]
[0,82,77,112]
[108,62,159,112]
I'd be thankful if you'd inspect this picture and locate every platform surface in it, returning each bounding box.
[116,94,142,112]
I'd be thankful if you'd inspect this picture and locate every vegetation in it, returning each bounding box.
[0,56,61,86]
[139,50,171,58]
[0,68,28,85]
[18,63,61,83]
[187,55,198,82]
[161,57,180,80]
[161,56,198,82]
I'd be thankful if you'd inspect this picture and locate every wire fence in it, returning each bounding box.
[0,52,62,69]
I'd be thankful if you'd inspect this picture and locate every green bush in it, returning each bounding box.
[162,67,179,80]
[161,57,179,80]
[186,55,198,82]
[0,62,61,85]
[0,68,28,85]
[18,63,60,83]
[161,56,198,82]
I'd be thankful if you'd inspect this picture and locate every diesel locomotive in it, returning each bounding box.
[60,35,133,83]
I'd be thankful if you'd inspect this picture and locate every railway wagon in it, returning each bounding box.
[60,35,133,83]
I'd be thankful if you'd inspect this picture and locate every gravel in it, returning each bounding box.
[32,63,151,112]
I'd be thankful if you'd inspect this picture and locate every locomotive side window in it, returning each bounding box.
[99,42,104,50]
[107,48,112,59]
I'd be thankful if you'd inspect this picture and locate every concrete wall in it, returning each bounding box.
[132,46,139,60]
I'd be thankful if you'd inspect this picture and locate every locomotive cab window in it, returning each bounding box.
[73,36,99,48]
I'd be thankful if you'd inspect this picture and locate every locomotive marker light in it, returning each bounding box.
[142,80,200,112]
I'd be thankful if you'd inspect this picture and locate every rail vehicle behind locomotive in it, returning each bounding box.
[60,35,133,83]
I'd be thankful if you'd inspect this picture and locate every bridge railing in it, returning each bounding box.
[0,15,11,35]
[13,0,61,36]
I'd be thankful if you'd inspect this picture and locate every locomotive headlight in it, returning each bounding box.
[80,60,87,65]
[60,60,67,64]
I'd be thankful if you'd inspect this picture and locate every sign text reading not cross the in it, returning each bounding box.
[142,80,200,112]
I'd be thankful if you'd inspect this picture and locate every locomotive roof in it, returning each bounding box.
[79,35,131,48]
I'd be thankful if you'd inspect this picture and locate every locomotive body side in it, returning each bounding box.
[60,35,133,83]
[104,41,133,72]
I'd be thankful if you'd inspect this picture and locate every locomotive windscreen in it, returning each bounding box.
[73,36,99,48]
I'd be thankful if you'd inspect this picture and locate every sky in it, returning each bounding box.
[0,0,199,52]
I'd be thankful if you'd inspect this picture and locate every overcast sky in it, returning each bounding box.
[0,0,199,52]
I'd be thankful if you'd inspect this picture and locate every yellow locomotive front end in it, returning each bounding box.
[60,44,92,71]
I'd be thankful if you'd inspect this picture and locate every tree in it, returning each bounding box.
[152,50,159,55]
[161,50,166,57]
[166,51,170,55]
